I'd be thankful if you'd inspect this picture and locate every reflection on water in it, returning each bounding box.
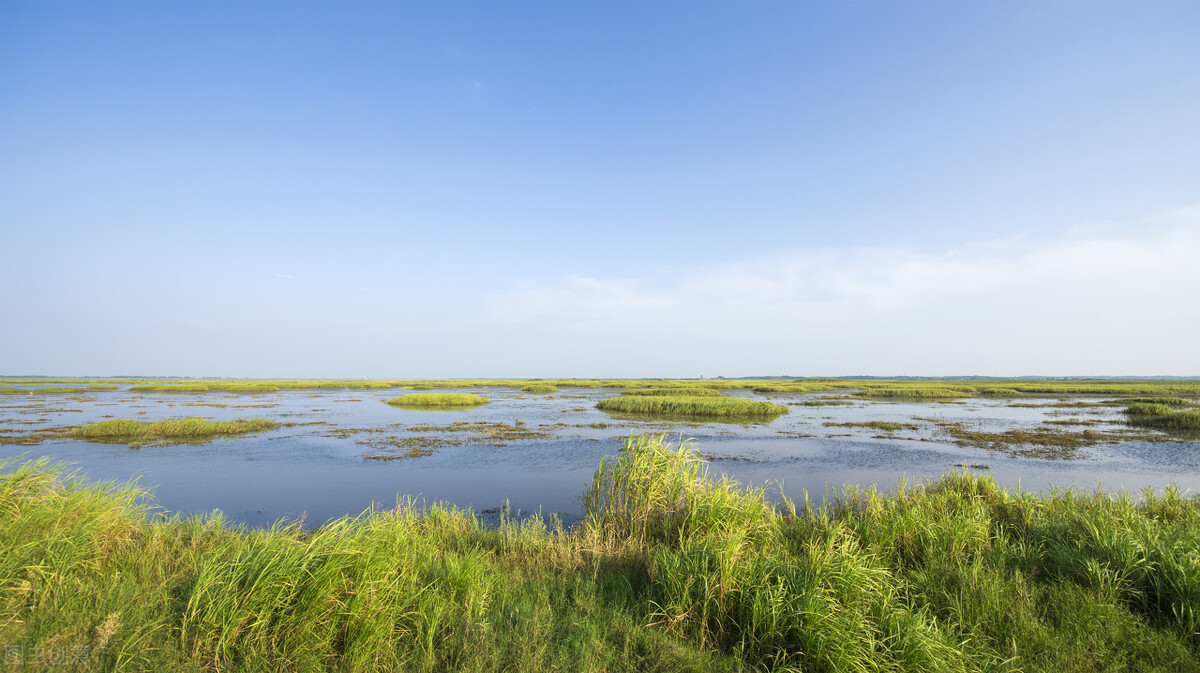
[1,386,1197,527]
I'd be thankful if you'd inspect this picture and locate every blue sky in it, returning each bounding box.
[2,1,1198,378]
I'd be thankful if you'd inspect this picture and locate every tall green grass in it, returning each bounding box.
[3,438,1197,671]
[386,393,489,408]
[596,395,788,420]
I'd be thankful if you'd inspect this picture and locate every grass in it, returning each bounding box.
[855,386,977,400]
[386,393,489,408]
[753,383,838,394]
[4,377,1199,399]
[72,417,278,444]
[619,387,722,397]
[597,395,789,421]
[1124,402,1200,432]
[3,437,1199,671]
[0,386,91,395]
[824,421,918,433]
[406,420,554,445]
[521,384,559,393]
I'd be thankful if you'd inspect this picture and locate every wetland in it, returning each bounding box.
[3,378,1200,671]
[1,377,1197,528]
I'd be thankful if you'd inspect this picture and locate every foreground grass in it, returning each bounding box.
[2,437,1198,671]
[73,418,279,445]
[597,395,789,421]
[386,393,489,408]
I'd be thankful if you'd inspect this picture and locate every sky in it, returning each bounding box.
[2,0,1198,378]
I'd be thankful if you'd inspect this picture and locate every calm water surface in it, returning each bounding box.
[2,386,1197,527]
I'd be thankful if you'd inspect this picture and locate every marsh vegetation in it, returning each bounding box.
[73,418,279,445]
[597,395,789,421]
[3,437,1198,671]
[386,393,489,408]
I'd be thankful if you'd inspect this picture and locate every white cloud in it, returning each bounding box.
[482,206,1200,376]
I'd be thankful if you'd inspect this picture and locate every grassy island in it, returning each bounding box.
[1125,400,1200,431]
[619,387,722,397]
[386,393,489,408]
[73,418,278,444]
[597,395,788,420]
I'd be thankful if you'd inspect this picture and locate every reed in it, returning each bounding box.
[521,384,559,393]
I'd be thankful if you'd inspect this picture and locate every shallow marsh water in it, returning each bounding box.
[2,385,1198,527]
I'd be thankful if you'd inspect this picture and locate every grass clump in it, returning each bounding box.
[855,386,975,400]
[597,395,788,421]
[3,439,1200,671]
[824,421,917,433]
[521,384,558,393]
[619,387,721,397]
[128,384,211,393]
[1125,397,1197,408]
[73,417,278,444]
[1125,403,1200,432]
[386,393,488,409]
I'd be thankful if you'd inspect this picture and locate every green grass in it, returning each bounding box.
[3,437,1199,671]
[72,417,279,444]
[619,387,722,397]
[386,393,489,408]
[1125,397,1198,407]
[127,384,213,393]
[1124,402,1200,432]
[4,377,1199,399]
[596,395,789,420]
[753,383,838,394]
[855,386,977,400]
[0,386,88,394]
[521,384,559,393]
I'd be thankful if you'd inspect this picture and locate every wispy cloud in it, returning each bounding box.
[275,273,294,280]
[482,206,1200,376]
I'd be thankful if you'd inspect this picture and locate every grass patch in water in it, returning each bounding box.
[0,425,78,445]
[406,420,552,445]
[619,387,721,397]
[8,436,1200,671]
[932,422,1163,458]
[752,383,837,394]
[795,398,855,406]
[521,384,558,393]
[1125,402,1200,432]
[386,393,488,408]
[824,421,919,433]
[72,417,278,444]
[360,436,450,459]
[855,386,976,400]
[597,395,788,421]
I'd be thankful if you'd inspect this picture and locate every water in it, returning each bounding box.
[2,386,1197,527]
